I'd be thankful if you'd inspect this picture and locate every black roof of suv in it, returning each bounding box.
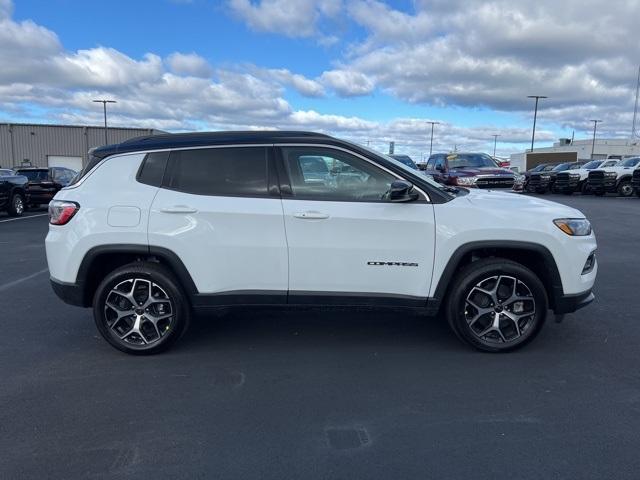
[92,131,332,159]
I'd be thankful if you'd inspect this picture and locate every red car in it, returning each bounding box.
[424,153,521,191]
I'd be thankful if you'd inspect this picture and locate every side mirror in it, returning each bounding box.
[389,180,419,202]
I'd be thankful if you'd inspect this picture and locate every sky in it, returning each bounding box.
[1,0,639,158]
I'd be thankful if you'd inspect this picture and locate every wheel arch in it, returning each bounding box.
[77,244,197,307]
[616,174,632,186]
[431,241,563,314]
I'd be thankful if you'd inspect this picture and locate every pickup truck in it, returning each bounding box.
[0,169,29,216]
[587,157,640,196]
[424,152,520,191]
[554,159,619,195]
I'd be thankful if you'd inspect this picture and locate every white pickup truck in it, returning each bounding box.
[587,157,640,196]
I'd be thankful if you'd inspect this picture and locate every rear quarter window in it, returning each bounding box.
[137,151,169,187]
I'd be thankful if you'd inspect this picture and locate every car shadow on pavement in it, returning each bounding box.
[177,306,461,352]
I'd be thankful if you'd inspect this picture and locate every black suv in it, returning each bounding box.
[0,168,29,216]
[632,169,640,197]
[14,167,77,207]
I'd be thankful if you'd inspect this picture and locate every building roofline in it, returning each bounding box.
[0,121,163,132]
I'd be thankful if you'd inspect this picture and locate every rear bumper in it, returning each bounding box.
[50,277,87,307]
[553,289,595,314]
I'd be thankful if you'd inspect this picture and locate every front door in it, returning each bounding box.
[277,145,435,304]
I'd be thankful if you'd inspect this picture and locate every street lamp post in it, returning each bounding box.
[527,95,547,152]
[92,99,117,145]
[492,134,500,157]
[427,121,440,156]
[590,120,602,159]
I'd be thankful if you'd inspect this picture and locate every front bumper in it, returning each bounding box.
[587,177,616,193]
[50,277,87,307]
[527,176,551,192]
[554,289,595,314]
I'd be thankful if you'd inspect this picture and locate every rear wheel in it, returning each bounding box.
[93,262,190,355]
[8,193,24,217]
[445,258,548,352]
[618,180,633,197]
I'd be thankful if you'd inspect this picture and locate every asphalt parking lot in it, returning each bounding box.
[1,196,639,480]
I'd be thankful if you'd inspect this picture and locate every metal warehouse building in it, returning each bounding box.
[0,123,164,172]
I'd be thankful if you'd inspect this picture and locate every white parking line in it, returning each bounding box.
[0,268,49,292]
[0,213,48,223]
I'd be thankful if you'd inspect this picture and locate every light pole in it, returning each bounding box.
[427,121,440,156]
[590,120,602,159]
[527,95,547,152]
[492,134,500,157]
[93,99,116,145]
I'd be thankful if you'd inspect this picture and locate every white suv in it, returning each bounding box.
[46,131,597,354]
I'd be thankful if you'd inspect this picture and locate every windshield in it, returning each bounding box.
[0,169,14,176]
[16,169,49,181]
[552,163,570,172]
[620,157,640,167]
[447,153,498,169]
[582,161,602,169]
[391,155,417,169]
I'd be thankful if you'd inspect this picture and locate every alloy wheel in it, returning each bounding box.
[13,195,24,215]
[464,275,536,344]
[104,278,174,346]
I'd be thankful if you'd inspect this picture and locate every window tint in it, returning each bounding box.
[138,151,169,187]
[16,169,49,181]
[165,147,268,197]
[434,155,446,170]
[281,147,395,202]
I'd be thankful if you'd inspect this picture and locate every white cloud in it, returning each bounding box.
[227,0,342,39]
[166,52,213,77]
[320,69,374,96]
[259,68,325,97]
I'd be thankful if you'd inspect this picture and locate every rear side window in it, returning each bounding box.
[138,151,169,187]
[164,147,268,197]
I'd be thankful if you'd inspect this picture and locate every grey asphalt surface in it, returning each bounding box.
[1,196,639,479]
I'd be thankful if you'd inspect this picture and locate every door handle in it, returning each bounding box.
[293,211,330,220]
[160,205,198,214]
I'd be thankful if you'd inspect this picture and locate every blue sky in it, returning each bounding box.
[1,0,638,157]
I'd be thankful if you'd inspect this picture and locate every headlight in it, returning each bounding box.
[604,172,617,178]
[553,218,592,236]
[570,173,580,179]
[455,176,478,186]
[540,174,550,179]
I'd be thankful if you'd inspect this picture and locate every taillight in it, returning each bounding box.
[49,200,79,225]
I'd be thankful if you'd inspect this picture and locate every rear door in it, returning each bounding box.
[276,145,435,304]
[148,146,288,304]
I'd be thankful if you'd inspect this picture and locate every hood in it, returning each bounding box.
[450,167,514,176]
[462,188,585,218]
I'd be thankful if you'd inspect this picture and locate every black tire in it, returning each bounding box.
[617,180,633,197]
[8,193,25,217]
[636,189,640,198]
[93,262,190,355]
[445,258,548,352]
[580,182,590,195]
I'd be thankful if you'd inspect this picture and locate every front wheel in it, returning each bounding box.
[445,258,548,352]
[93,262,190,355]
[8,193,25,217]
[618,180,633,197]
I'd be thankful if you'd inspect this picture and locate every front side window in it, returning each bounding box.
[164,147,268,197]
[281,147,396,202]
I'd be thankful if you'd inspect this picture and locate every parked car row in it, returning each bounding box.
[0,166,77,216]
[524,158,640,197]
